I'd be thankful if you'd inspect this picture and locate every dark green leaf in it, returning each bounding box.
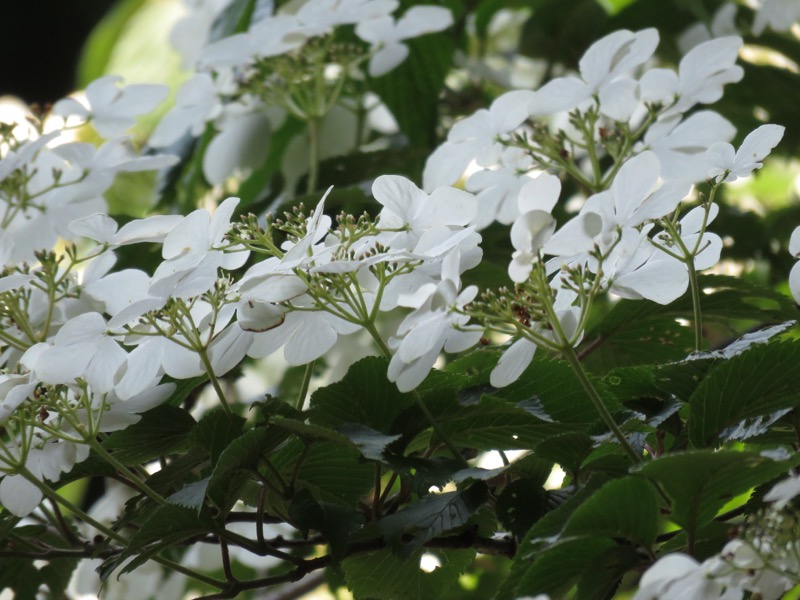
[190,409,247,465]
[563,476,659,546]
[515,536,618,598]
[110,504,217,578]
[310,357,415,434]
[103,405,196,465]
[497,479,548,538]
[339,423,403,461]
[167,478,210,512]
[380,483,488,554]
[637,450,800,537]
[493,357,621,423]
[270,440,375,506]
[439,394,582,450]
[370,28,454,148]
[688,340,800,446]
[207,427,291,509]
[288,490,364,561]
[343,548,476,600]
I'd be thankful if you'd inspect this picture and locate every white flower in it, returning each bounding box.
[789,225,800,304]
[633,553,743,600]
[529,28,658,118]
[388,251,482,391]
[150,197,248,299]
[423,90,536,190]
[0,441,90,517]
[247,299,361,365]
[149,73,223,147]
[765,472,800,509]
[752,0,800,35]
[678,3,738,53]
[507,173,561,283]
[489,285,580,387]
[706,124,785,183]
[355,6,454,76]
[670,36,744,114]
[374,175,476,249]
[52,75,168,138]
[23,312,127,394]
[641,111,736,183]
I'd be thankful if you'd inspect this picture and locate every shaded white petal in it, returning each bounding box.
[0,475,42,517]
[490,338,536,388]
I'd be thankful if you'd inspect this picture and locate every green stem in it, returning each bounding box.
[296,361,315,410]
[306,118,320,195]
[197,347,234,415]
[561,344,642,464]
[87,440,167,505]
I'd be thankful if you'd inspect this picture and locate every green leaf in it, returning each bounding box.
[515,536,619,598]
[343,548,476,600]
[103,405,196,465]
[533,433,595,477]
[497,479,548,538]
[605,357,717,405]
[496,473,615,600]
[0,558,41,600]
[207,427,291,510]
[190,409,247,465]
[688,341,800,446]
[288,489,364,561]
[637,450,800,537]
[310,357,415,434]
[380,483,488,554]
[370,26,454,148]
[76,0,147,86]
[339,423,403,461]
[493,358,620,423]
[269,440,375,506]
[164,375,209,407]
[562,476,659,546]
[167,478,210,512]
[583,275,798,373]
[438,394,582,450]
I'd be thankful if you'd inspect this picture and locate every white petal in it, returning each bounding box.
[202,112,270,185]
[0,475,43,517]
[612,151,660,224]
[284,314,338,364]
[789,225,800,257]
[489,90,536,133]
[530,77,590,115]
[369,43,409,77]
[517,173,561,214]
[490,338,536,388]
[208,324,254,376]
[789,261,800,305]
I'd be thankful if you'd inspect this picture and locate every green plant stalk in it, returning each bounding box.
[306,118,320,195]
[197,347,234,415]
[86,439,167,506]
[296,360,315,410]
[561,344,642,464]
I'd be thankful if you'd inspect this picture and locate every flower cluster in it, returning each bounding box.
[151,0,454,185]
[423,27,784,386]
